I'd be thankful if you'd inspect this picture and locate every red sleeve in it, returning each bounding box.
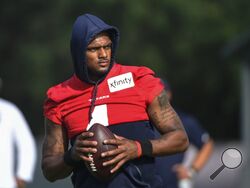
[43,90,62,125]
[135,67,164,105]
[43,75,84,126]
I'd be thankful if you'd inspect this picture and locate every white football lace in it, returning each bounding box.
[88,153,97,172]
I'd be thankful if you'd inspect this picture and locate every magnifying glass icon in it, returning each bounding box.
[210,148,243,180]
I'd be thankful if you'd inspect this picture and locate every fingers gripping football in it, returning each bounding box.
[70,124,140,181]
[71,131,98,162]
[102,136,139,173]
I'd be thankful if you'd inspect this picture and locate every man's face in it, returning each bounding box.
[85,33,112,81]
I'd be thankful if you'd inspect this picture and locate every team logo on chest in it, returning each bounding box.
[107,72,135,92]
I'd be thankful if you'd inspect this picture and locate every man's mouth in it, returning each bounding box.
[98,60,109,66]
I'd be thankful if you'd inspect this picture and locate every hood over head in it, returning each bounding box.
[70,13,120,84]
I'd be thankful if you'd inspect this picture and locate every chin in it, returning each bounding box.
[98,70,109,76]
[99,65,110,73]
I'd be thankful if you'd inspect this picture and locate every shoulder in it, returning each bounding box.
[0,98,23,117]
[45,75,85,102]
[113,64,164,103]
[114,63,155,78]
[0,98,19,111]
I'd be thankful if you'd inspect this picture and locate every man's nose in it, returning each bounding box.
[98,47,107,58]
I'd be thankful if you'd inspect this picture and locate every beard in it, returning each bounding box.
[87,62,112,82]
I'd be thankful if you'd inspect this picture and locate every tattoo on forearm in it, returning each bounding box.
[42,122,66,156]
[43,135,61,153]
[149,90,184,134]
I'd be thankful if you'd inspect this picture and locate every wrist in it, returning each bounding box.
[134,141,142,158]
[137,140,153,157]
[63,148,80,167]
[188,167,198,179]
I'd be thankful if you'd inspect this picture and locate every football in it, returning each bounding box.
[84,123,118,181]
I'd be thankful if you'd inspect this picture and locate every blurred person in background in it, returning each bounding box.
[155,80,214,188]
[0,77,37,188]
[41,13,188,188]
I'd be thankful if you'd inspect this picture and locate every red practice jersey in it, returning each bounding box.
[44,63,164,139]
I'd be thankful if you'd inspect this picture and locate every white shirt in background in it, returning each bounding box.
[0,98,36,188]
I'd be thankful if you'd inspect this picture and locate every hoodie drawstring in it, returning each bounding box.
[88,82,99,123]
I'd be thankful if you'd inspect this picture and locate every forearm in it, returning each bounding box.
[151,130,189,156]
[42,119,72,182]
[148,90,189,156]
[191,139,214,171]
[42,155,73,182]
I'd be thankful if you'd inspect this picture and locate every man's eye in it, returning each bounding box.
[87,48,98,52]
[104,44,112,50]
[87,44,112,52]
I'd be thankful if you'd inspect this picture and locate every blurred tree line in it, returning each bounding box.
[1,0,249,140]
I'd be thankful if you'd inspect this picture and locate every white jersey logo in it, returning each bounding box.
[107,72,135,92]
[87,104,109,130]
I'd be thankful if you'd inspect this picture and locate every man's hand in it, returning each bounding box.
[100,135,139,173]
[173,164,193,179]
[15,178,26,188]
[71,131,98,162]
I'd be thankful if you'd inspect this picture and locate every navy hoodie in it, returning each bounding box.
[69,14,163,188]
[70,13,119,84]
